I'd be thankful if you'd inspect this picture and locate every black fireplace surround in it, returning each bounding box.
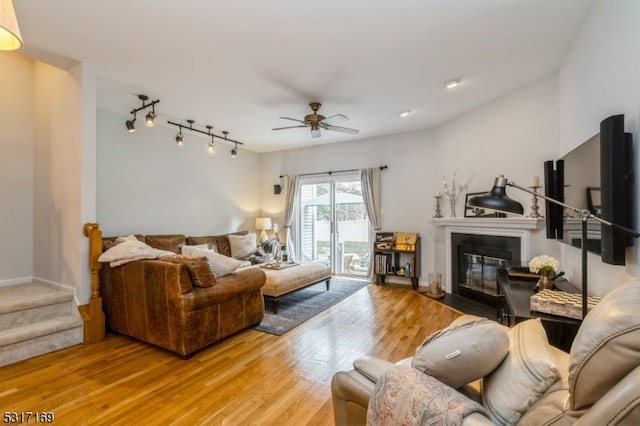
[451,233,521,307]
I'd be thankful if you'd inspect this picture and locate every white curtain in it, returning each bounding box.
[360,168,382,281]
[283,175,300,262]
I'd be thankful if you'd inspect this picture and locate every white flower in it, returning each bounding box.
[529,255,560,274]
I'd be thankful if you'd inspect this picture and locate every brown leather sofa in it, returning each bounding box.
[332,281,640,425]
[100,233,267,358]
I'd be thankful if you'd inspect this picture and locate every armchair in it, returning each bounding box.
[332,281,640,425]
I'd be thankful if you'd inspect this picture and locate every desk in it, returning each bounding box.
[497,269,581,352]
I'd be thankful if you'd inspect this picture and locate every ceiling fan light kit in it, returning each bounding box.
[273,102,359,138]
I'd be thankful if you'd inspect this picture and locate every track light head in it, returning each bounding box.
[230,141,238,158]
[176,132,184,146]
[126,118,136,132]
[207,130,215,153]
[145,111,155,127]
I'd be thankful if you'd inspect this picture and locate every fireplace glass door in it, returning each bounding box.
[459,252,507,296]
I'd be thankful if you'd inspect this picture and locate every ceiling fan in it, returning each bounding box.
[272,102,359,138]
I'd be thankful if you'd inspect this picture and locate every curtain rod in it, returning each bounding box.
[279,165,387,179]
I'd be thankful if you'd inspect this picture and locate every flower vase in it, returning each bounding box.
[449,197,457,218]
[536,269,555,291]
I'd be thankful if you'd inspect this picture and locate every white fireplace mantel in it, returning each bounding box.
[432,217,545,230]
[432,218,545,292]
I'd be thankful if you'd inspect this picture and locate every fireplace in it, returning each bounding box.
[452,233,521,306]
[433,217,544,299]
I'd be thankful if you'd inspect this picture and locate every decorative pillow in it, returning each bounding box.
[181,245,243,278]
[482,319,560,425]
[228,233,257,259]
[367,366,488,426]
[182,243,209,253]
[411,318,509,388]
[161,254,216,287]
[185,237,219,252]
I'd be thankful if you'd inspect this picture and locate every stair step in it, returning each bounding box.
[0,283,83,367]
[0,282,74,315]
[0,317,82,367]
[0,315,83,346]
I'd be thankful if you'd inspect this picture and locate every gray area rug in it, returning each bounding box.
[253,277,369,335]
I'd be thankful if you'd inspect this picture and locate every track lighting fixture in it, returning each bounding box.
[206,126,216,153]
[230,133,238,158]
[145,109,156,127]
[167,120,244,156]
[126,117,136,132]
[125,94,159,132]
[175,125,184,146]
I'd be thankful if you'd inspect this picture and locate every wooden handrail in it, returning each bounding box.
[79,222,105,343]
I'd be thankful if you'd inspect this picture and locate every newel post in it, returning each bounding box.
[80,222,105,343]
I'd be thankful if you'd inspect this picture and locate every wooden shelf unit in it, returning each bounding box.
[374,232,421,289]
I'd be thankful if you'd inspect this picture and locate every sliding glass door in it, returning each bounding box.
[296,174,369,277]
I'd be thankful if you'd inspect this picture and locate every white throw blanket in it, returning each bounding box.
[98,238,175,267]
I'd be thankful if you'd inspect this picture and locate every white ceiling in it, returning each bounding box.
[14,0,595,153]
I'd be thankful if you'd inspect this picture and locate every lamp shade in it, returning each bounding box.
[0,0,22,51]
[255,217,272,230]
[467,176,524,215]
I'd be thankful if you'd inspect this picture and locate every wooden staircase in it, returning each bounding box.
[0,282,83,367]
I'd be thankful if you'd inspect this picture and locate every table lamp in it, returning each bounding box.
[468,175,639,318]
[255,217,272,243]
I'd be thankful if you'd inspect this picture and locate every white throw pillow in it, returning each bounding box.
[181,245,242,278]
[482,319,560,425]
[411,317,509,389]
[228,233,257,259]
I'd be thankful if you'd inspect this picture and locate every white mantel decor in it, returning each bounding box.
[433,218,545,293]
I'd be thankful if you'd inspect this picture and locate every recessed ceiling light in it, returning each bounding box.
[399,109,412,118]
[445,79,460,89]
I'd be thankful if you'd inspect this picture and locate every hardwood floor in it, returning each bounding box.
[0,283,462,425]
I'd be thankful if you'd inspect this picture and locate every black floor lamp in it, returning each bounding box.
[468,175,640,318]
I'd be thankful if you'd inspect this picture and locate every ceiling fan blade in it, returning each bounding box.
[272,125,308,131]
[311,128,322,138]
[323,124,359,135]
[322,114,348,124]
[279,116,306,124]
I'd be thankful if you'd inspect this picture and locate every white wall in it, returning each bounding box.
[97,110,263,237]
[0,53,34,285]
[557,0,640,294]
[33,62,97,304]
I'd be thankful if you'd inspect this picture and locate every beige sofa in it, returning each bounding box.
[332,281,640,425]
[100,233,269,358]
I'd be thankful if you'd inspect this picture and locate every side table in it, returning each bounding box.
[497,269,581,352]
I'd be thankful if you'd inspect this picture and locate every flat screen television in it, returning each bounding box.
[544,114,634,265]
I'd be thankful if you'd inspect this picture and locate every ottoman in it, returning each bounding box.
[260,262,332,313]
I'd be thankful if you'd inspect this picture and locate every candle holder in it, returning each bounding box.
[526,185,544,218]
[433,195,443,218]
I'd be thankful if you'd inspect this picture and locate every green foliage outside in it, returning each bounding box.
[314,182,365,221]
[317,241,368,258]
